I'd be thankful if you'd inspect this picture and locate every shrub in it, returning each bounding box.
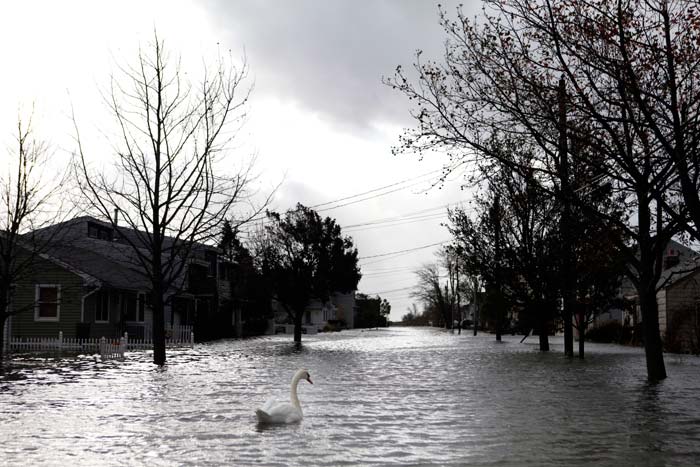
[587,321,623,343]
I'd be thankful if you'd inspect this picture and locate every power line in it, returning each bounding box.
[343,200,471,229]
[358,240,451,260]
[361,285,415,295]
[316,178,442,212]
[234,169,447,225]
[344,213,448,233]
[362,264,417,273]
[310,168,445,209]
[344,211,446,230]
[237,198,472,238]
[361,269,416,278]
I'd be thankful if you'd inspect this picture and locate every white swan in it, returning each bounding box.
[255,369,313,424]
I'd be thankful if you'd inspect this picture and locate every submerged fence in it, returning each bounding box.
[6,326,194,360]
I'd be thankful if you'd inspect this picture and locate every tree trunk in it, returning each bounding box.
[492,196,502,342]
[445,284,452,330]
[578,324,585,359]
[636,190,666,381]
[234,307,242,338]
[473,279,478,336]
[0,314,6,362]
[538,308,550,352]
[640,286,667,381]
[152,286,166,366]
[559,77,575,358]
[294,311,303,343]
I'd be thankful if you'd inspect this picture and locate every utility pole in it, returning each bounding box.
[473,277,479,336]
[456,259,461,335]
[559,76,575,358]
[491,195,502,342]
[449,261,454,334]
[445,283,450,330]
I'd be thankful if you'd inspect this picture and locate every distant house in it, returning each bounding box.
[272,292,356,334]
[5,216,233,342]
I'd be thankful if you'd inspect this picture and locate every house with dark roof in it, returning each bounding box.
[5,216,233,342]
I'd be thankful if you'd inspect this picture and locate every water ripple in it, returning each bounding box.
[2,328,700,466]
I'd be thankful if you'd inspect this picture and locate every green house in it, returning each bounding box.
[5,216,233,342]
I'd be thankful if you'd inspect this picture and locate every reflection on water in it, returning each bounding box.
[2,327,700,466]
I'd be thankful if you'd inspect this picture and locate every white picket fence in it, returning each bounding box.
[99,336,127,360]
[7,326,194,360]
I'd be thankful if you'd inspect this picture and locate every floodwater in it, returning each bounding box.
[1,327,700,466]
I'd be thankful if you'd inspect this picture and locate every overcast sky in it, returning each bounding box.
[0,0,482,321]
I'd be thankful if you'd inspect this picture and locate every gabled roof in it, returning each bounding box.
[32,215,211,292]
[657,239,700,290]
[45,243,150,291]
[658,258,700,290]
[33,215,220,254]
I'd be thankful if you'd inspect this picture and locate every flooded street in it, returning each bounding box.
[2,327,700,466]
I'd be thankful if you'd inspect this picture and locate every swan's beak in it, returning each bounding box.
[307,376,313,384]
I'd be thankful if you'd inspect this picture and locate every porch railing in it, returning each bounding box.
[124,323,194,343]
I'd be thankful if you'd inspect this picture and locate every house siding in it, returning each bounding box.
[664,273,700,352]
[666,276,700,323]
[218,279,231,301]
[656,289,667,335]
[11,255,85,338]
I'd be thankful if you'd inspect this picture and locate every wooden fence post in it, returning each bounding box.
[191,331,195,348]
[120,333,126,358]
[58,331,63,354]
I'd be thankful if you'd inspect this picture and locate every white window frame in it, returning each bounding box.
[34,284,61,322]
[95,290,110,323]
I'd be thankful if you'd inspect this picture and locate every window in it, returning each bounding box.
[35,285,60,322]
[95,290,110,323]
[87,222,113,241]
[205,251,217,277]
[218,262,230,281]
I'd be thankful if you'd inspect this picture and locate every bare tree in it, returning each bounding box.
[387,0,687,380]
[412,262,452,328]
[1,115,66,360]
[73,34,257,365]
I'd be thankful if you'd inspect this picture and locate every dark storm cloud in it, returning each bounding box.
[205,0,474,131]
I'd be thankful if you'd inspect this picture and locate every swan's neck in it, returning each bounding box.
[290,372,303,411]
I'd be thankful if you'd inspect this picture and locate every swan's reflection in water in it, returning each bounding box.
[1,327,700,466]
[254,420,302,433]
